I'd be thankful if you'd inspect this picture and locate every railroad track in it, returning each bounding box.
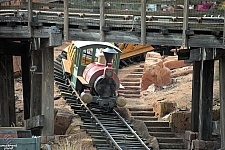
[53,53,152,150]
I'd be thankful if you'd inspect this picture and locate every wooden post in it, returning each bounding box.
[100,0,105,42]
[30,50,42,118]
[198,51,214,140]
[0,55,16,126]
[182,0,189,47]
[191,61,201,132]
[28,0,33,37]
[141,0,146,45]
[21,42,31,120]
[41,47,54,136]
[219,57,225,147]
[64,0,69,41]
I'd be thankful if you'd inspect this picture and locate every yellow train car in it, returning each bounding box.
[117,43,155,67]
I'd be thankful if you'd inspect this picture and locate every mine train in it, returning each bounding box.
[61,41,126,111]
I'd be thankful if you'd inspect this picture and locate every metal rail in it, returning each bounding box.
[68,80,122,150]
[113,109,151,150]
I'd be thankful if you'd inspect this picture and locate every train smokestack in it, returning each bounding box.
[103,47,118,66]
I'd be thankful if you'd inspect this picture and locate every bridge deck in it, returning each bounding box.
[0,0,225,48]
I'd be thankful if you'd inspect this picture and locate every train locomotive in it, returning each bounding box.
[61,41,126,111]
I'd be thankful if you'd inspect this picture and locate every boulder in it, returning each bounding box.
[132,120,159,150]
[54,108,77,135]
[153,101,177,117]
[163,56,191,70]
[170,111,191,133]
[141,52,171,91]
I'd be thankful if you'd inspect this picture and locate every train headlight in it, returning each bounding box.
[116,96,126,107]
[81,90,93,104]
[105,70,113,77]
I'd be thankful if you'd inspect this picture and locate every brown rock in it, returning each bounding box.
[132,120,159,150]
[65,117,83,135]
[170,111,191,133]
[141,52,171,91]
[163,56,191,70]
[54,108,76,135]
[153,101,177,117]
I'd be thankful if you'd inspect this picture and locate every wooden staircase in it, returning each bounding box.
[129,107,185,150]
[118,64,186,150]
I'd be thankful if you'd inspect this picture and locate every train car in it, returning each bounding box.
[61,41,126,111]
[117,43,155,67]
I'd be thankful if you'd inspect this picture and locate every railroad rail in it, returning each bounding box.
[53,52,152,150]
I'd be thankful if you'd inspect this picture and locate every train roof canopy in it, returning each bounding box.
[72,41,122,53]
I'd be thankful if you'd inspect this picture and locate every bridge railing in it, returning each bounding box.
[0,0,225,47]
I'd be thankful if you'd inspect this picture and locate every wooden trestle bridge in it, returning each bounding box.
[0,0,225,148]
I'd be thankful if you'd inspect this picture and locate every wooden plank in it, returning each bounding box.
[198,55,214,140]
[30,50,42,117]
[0,26,54,38]
[141,0,146,45]
[182,0,189,47]
[62,58,72,75]
[191,61,201,132]
[69,29,224,48]
[0,127,25,130]
[41,47,54,136]
[188,48,225,61]
[220,57,225,148]
[21,42,31,120]
[100,0,105,42]
[0,54,16,127]
[64,0,69,41]
[28,0,33,38]
[77,76,88,85]
[0,41,28,56]
[25,115,44,129]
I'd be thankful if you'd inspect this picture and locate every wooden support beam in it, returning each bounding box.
[0,55,16,127]
[30,50,42,118]
[219,57,225,147]
[191,61,201,132]
[141,0,146,45]
[21,42,31,120]
[28,0,33,37]
[187,48,225,62]
[41,47,54,136]
[26,115,44,130]
[182,0,189,47]
[198,52,214,140]
[0,41,28,56]
[100,0,105,42]
[69,29,224,48]
[64,0,69,41]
